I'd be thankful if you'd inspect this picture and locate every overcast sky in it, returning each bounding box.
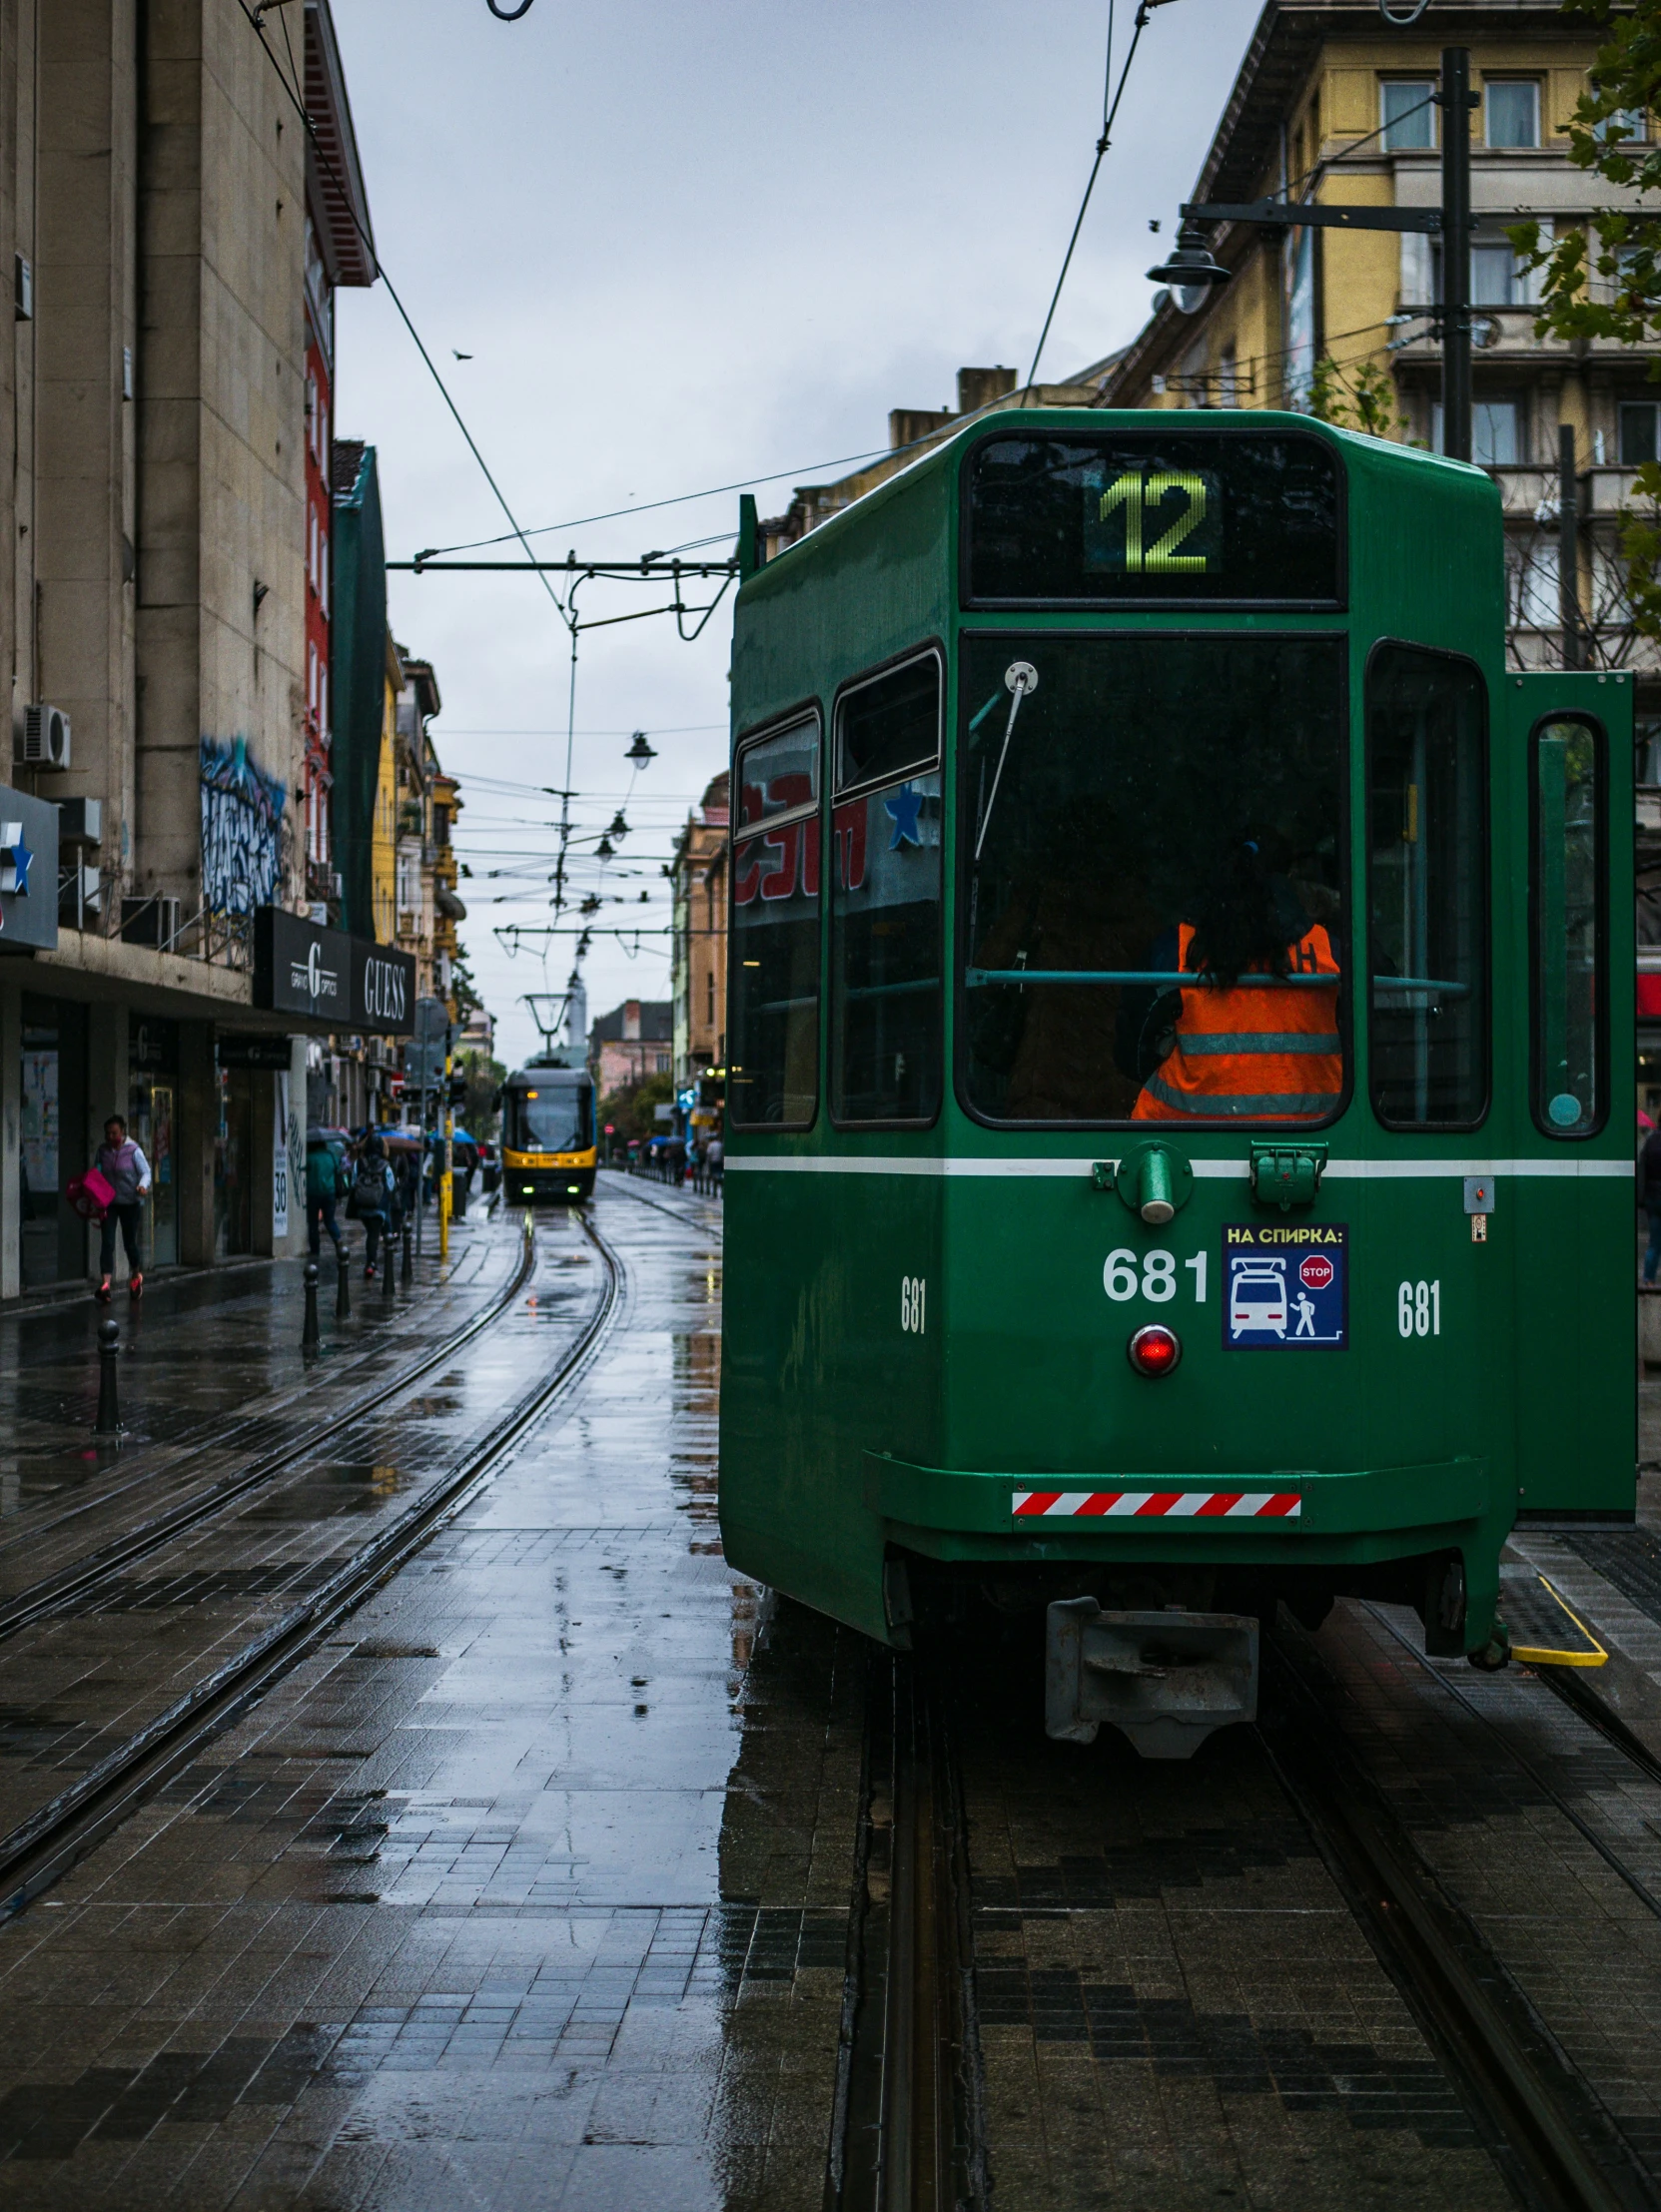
[331,0,1264,1073]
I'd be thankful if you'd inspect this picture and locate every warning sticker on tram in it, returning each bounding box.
[1224,1224,1347,1350]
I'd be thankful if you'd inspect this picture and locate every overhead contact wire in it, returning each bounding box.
[237,0,569,628]
[1026,0,1155,396]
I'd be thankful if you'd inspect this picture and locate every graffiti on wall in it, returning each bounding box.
[200,738,286,915]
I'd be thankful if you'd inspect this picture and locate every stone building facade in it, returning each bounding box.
[0,0,409,1293]
[669,772,729,1091]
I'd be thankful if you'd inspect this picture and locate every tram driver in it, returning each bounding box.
[1126,833,1342,1123]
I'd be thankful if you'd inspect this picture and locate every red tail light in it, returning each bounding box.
[1128,1323,1182,1377]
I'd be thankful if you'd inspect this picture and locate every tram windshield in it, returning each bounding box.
[961,633,1347,1124]
[509,1085,591,1153]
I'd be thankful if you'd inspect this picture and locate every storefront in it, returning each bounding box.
[129,1016,179,1269]
[20,995,88,1291]
[216,1032,295,1258]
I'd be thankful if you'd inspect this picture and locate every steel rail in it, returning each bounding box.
[601,1171,725,1232]
[0,1214,622,1920]
[1261,1627,1652,2212]
[0,1235,512,1566]
[0,1226,541,1645]
[836,1655,984,2212]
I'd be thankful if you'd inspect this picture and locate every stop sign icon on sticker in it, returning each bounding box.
[1300,1253,1334,1291]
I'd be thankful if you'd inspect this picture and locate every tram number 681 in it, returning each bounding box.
[1397,1279,1441,1339]
[1104,1248,1208,1303]
[900,1276,927,1334]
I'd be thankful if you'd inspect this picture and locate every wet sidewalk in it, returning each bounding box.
[0,1188,865,2208]
[0,1211,509,1560]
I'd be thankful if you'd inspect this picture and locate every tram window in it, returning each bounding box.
[1365,644,1488,1128]
[959,632,1346,1126]
[965,431,1342,607]
[832,655,944,1123]
[1531,716,1604,1136]
[837,653,941,796]
[510,1086,590,1153]
[730,711,821,1128]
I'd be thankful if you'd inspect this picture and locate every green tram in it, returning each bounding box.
[718,409,1634,1757]
[500,1059,596,1201]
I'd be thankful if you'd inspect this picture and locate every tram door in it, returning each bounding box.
[1507,672,1635,1520]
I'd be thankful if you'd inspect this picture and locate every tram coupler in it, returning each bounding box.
[1046,1597,1258,1760]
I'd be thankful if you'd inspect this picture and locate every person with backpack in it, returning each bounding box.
[353,1134,396,1279]
[306,1130,345,1260]
[93,1114,151,1302]
[1642,1122,1661,1283]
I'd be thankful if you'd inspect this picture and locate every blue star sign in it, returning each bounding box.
[0,822,30,897]
[884,782,923,852]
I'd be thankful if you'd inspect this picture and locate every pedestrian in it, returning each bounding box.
[1641,1122,1661,1283]
[706,1130,723,1187]
[353,1134,396,1279]
[93,1113,151,1302]
[306,1129,345,1260]
[394,1146,420,1228]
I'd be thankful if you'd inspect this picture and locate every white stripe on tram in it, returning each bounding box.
[723,1154,1633,1180]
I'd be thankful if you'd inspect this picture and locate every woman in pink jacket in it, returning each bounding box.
[93,1113,152,1302]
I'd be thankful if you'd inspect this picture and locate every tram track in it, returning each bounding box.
[600,1167,725,1231]
[1259,1619,1653,2212]
[0,1221,541,1647]
[0,1212,623,1922]
[843,1610,1660,2212]
[0,1226,512,1568]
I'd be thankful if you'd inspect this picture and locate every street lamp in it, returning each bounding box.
[1146,225,1233,316]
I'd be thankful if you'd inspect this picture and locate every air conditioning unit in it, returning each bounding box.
[20,703,70,770]
[121,895,181,950]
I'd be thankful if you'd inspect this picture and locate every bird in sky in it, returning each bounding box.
[452,350,472,361]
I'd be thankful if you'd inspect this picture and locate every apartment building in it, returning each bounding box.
[1102,0,1660,701]
[0,0,415,1292]
[590,1001,673,1099]
[668,771,729,1091]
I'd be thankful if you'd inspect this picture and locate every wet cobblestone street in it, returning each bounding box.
[0,1183,865,2210]
[18,1181,1661,2207]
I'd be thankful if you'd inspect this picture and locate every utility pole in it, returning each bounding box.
[439,1027,453,1261]
[1559,422,1584,669]
[1440,48,1473,463]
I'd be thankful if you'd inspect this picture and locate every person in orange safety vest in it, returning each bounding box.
[1132,844,1341,1122]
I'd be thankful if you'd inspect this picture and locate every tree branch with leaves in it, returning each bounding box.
[1512,0,1661,635]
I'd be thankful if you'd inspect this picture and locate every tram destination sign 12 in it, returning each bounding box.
[964,429,1342,608]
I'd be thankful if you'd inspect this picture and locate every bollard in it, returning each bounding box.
[94,1317,122,1437]
[383,1232,396,1303]
[402,1221,414,1286]
[302,1259,321,1352]
[336,1243,351,1320]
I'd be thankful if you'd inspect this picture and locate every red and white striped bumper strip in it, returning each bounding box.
[1012,1489,1300,1521]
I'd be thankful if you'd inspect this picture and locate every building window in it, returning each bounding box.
[655,1053,670,1074]
[1485,79,1540,148]
[1507,534,1560,628]
[1594,107,1648,146]
[1431,396,1521,464]
[1620,401,1659,464]
[1381,79,1436,150]
[1285,225,1315,408]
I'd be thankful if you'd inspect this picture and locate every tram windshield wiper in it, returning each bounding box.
[973,660,1039,863]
